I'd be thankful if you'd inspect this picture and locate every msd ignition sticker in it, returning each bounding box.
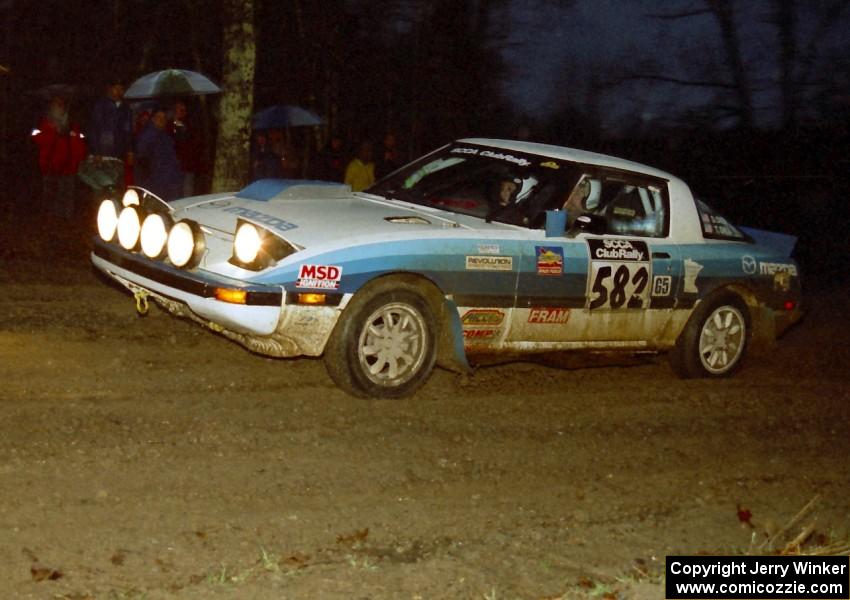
[586,239,651,310]
[296,264,342,289]
[535,246,564,276]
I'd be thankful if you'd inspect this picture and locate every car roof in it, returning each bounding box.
[459,138,678,182]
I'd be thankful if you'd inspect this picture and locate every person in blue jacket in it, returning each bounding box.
[134,107,183,201]
[88,81,133,162]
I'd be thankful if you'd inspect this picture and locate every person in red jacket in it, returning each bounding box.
[31,95,87,218]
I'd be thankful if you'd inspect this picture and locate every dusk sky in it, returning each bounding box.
[503,0,850,129]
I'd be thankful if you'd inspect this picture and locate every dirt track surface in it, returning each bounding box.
[0,223,848,599]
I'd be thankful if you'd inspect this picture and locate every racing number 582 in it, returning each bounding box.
[589,264,649,309]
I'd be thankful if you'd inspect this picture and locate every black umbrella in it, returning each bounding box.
[124,69,221,100]
[252,105,323,130]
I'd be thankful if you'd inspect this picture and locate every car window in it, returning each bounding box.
[368,143,578,227]
[696,199,747,240]
[572,176,668,237]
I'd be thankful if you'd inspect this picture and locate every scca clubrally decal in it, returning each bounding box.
[586,239,651,310]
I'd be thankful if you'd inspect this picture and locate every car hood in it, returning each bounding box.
[169,180,500,248]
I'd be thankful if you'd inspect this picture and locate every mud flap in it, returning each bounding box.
[436,298,471,374]
[748,304,777,357]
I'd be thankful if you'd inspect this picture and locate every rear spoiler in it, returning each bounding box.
[740,227,797,257]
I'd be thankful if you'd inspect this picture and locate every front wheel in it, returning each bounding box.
[324,285,437,398]
[670,294,749,378]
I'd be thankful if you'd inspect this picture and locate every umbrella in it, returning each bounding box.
[124,69,221,100]
[252,105,323,130]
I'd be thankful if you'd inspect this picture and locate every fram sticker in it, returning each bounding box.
[528,307,570,324]
[296,264,342,289]
[465,255,513,271]
[462,309,504,326]
[535,246,564,276]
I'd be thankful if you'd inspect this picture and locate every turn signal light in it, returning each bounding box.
[215,288,248,304]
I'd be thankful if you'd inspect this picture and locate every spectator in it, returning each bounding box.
[32,95,87,218]
[314,134,346,181]
[344,140,375,192]
[251,131,283,180]
[375,132,401,179]
[170,100,205,197]
[87,80,133,184]
[134,107,183,201]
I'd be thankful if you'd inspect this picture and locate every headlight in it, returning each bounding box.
[117,205,143,250]
[233,222,262,264]
[167,220,205,268]
[140,213,170,259]
[97,199,120,242]
[122,188,140,207]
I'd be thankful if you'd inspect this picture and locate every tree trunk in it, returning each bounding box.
[212,0,256,192]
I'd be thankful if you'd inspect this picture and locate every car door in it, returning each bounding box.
[508,172,681,346]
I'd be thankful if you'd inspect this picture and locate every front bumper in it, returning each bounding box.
[92,239,284,336]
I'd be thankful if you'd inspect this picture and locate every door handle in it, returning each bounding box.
[652,252,670,259]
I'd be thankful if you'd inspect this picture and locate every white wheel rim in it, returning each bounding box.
[698,305,745,374]
[357,302,428,387]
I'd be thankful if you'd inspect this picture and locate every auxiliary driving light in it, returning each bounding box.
[97,199,120,242]
[140,213,170,259]
[117,205,143,250]
[167,219,205,268]
[122,188,140,207]
[233,221,262,264]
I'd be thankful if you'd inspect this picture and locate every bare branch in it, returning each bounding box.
[617,73,737,90]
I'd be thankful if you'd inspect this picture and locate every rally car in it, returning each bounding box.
[91,139,802,397]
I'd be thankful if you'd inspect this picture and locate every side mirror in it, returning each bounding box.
[574,213,607,235]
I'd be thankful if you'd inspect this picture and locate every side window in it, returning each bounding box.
[696,199,747,240]
[591,178,668,238]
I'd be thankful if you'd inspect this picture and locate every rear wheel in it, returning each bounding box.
[670,294,749,378]
[324,283,437,398]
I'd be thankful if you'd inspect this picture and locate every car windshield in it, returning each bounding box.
[367,143,579,228]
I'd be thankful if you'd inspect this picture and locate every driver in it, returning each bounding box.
[486,176,526,225]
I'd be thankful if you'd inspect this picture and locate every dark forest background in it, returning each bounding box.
[1,0,848,283]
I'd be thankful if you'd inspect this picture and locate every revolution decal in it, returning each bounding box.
[535,246,564,276]
[528,307,570,324]
[465,255,513,271]
[296,264,342,289]
[586,239,651,310]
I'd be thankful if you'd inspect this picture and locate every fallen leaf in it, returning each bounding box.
[336,528,369,545]
[30,564,63,581]
[736,504,754,528]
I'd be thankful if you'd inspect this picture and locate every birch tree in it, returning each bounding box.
[212,0,255,191]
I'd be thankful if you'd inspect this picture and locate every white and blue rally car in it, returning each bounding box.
[91,139,802,397]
